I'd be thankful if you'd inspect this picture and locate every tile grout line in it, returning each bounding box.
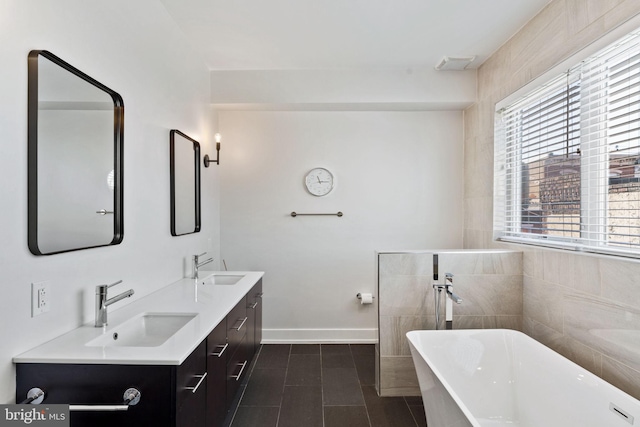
[274,344,292,427]
[403,396,420,427]
[234,344,386,427]
[350,344,374,427]
[320,344,325,427]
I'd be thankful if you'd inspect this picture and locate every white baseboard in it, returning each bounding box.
[261,328,378,344]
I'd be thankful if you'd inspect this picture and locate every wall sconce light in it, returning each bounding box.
[204,133,221,167]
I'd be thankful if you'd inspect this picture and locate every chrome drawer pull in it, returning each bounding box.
[234,317,248,331]
[256,292,264,298]
[211,343,229,357]
[186,372,207,394]
[249,302,258,309]
[231,361,248,381]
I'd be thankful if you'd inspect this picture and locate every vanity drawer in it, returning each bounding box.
[16,363,173,427]
[176,340,207,427]
[226,297,247,357]
[246,280,263,360]
[206,319,228,427]
[226,335,248,405]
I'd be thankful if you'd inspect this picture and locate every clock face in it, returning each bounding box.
[305,168,334,196]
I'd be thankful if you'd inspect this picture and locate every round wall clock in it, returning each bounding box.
[304,167,334,196]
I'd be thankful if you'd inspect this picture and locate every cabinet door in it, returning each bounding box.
[176,341,207,427]
[254,280,263,353]
[206,318,228,427]
[227,297,248,358]
[226,335,248,406]
[246,279,263,360]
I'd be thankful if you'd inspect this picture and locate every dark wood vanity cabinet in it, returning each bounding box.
[226,296,248,359]
[206,279,263,427]
[15,280,263,427]
[225,296,250,411]
[246,280,263,361]
[15,340,207,427]
[176,341,207,427]
[206,318,228,427]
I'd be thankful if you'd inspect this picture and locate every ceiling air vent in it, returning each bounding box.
[435,56,476,71]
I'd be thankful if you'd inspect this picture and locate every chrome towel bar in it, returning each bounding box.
[70,404,129,412]
[20,387,45,405]
[20,387,142,412]
[291,211,343,217]
[71,387,141,411]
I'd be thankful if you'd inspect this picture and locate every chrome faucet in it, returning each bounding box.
[433,273,462,330]
[193,252,214,280]
[445,273,463,304]
[95,280,135,327]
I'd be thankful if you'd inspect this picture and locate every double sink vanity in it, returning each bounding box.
[14,271,264,427]
[21,48,257,426]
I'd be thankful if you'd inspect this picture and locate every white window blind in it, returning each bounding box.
[494,27,640,257]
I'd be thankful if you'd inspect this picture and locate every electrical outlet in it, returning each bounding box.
[31,281,50,317]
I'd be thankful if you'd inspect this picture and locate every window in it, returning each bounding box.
[494,28,640,257]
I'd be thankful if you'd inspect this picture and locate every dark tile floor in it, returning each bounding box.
[225,344,426,427]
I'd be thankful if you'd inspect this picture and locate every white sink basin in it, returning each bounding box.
[86,312,197,347]
[201,273,245,285]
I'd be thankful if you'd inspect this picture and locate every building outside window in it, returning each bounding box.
[494,27,640,257]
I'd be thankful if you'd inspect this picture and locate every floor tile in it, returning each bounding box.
[254,344,291,369]
[408,404,427,427]
[291,344,320,354]
[361,386,417,427]
[230,406,279,427]
[323,368,365,405]
[322,352,355,369]
[278,386,323,427]
[324,406,370,427]
[232,344,418,427]
[227,384,246,414]
[321,344,351,354]
[285,354,321,386]
[350,344,375,355]
[353,353,376,386]
[239,368,286,406]
[403,396,423,405]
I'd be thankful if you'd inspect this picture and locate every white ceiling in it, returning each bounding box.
[160,0,551,71]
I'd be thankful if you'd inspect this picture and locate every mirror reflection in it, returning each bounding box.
[170,130,201,236]
[28,50,124,255]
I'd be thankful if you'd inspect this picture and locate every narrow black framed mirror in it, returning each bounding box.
[170,130,201,236]
[28,50,124,255]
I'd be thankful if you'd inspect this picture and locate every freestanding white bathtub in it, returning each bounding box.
[407,329,640,427]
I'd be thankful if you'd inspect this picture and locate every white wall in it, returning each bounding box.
[0,0,219,403]
[219,110,464,342]
[211,69,476,111]
[464,0,640,400]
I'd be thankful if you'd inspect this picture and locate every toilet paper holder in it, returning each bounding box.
[356,293,375,300]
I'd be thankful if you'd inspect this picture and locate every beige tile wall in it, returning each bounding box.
[376,250,522,396]
[464,0,640,400]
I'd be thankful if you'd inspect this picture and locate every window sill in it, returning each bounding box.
[495,235,640,261]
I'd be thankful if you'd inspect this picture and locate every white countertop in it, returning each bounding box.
[13,271,264,366]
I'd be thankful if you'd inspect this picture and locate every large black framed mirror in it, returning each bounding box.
[28,50,124,255]
[170,130,201,236]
